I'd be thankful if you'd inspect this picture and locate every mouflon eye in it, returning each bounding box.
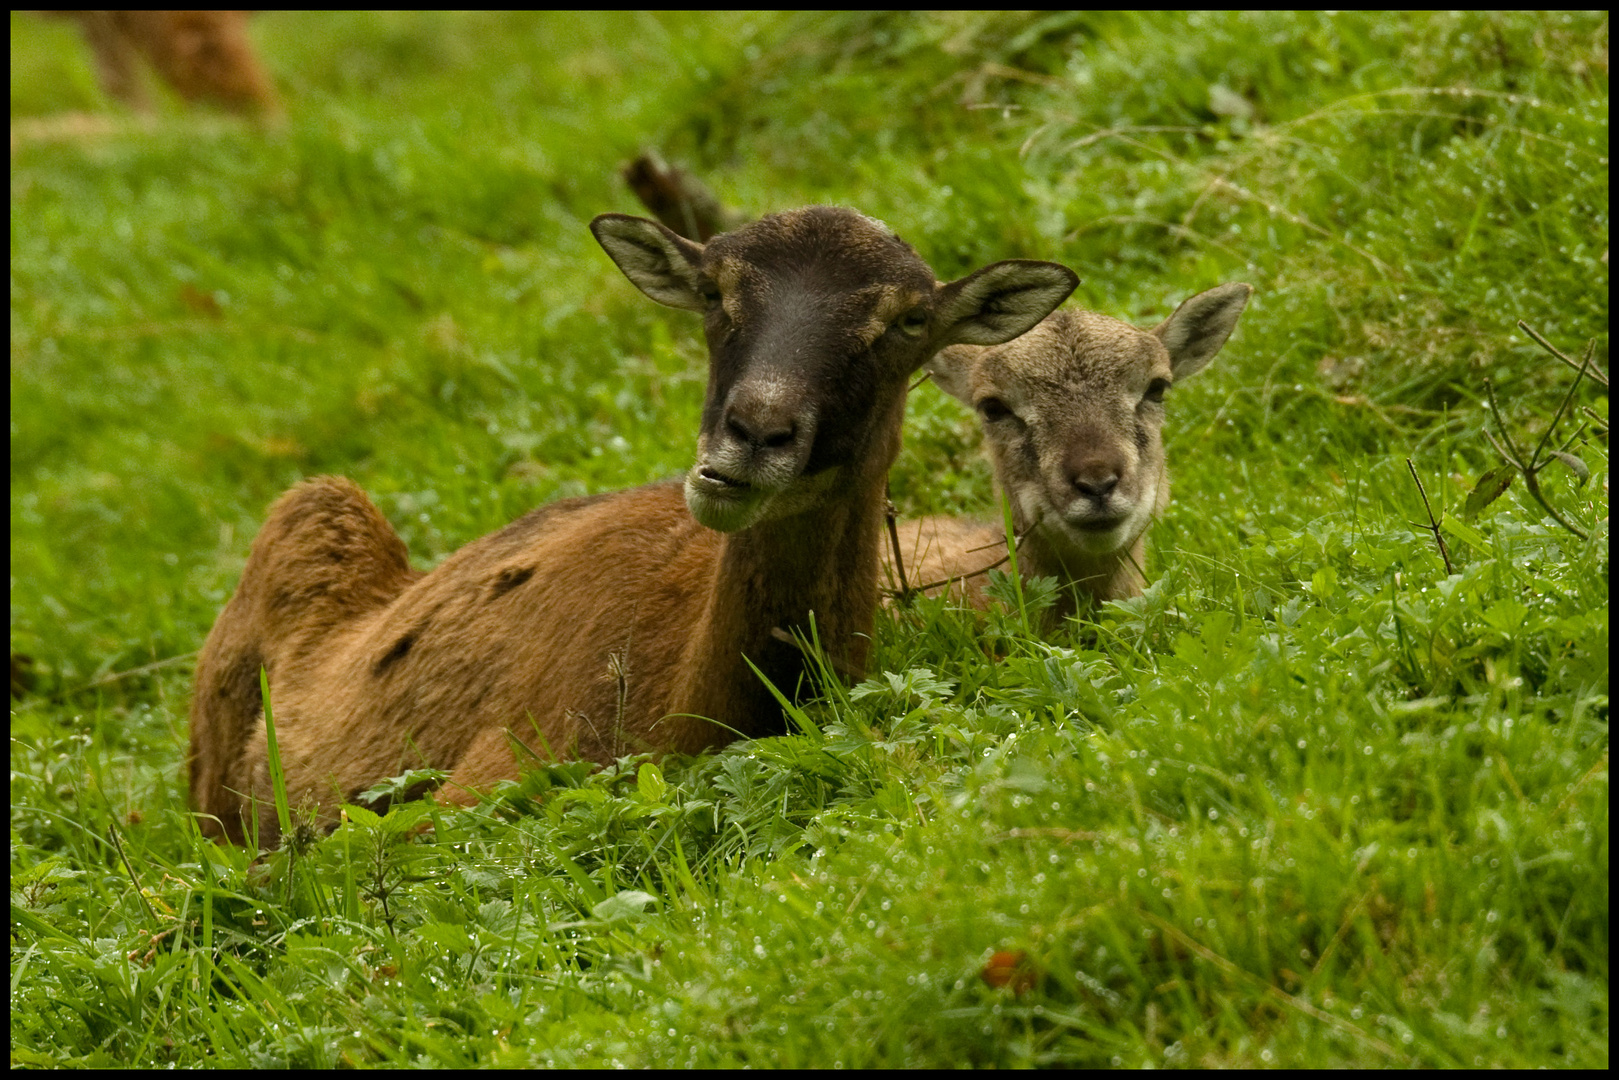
[977,397,1014,423]
[1144,378,1171,403]
[699,280,722,306]
[897,307,929,336]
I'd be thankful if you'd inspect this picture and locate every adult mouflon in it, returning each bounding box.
[189,206,1078,844]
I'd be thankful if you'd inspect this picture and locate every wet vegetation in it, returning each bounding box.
[10,11,1608,1066]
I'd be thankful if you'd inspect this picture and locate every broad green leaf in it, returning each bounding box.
[414,922,474,952]
[1463,465,1516,520]
[1441,516,1493,555]
[593,890,657,922]
[340,803,382,828]
[637,762,667,803]
[1480,599,1530,635]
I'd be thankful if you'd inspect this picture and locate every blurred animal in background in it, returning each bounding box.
[622,149,748,242]
[43,10,278,115]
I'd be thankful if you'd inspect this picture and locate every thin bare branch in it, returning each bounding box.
[1528,338,1598,467]
[1556,426,1589,454]
[884,484,912,603]
[1520,469,1591,541]
[1481,427,1516,465]
[903,549,1014,597]
[1481,329,1598,542]
[891,518,1037,600]
[1518,321,1608,389]
[1481,379,1527,466]
[1405,459,1455,575]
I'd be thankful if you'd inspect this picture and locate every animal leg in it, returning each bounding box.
[67,11,152,111]
[128,11,279,114]
[190,476,417,842]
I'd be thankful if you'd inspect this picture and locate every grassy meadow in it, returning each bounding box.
[9,11,1609,1067]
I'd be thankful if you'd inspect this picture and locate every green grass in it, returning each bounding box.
[10,10,1608,1067]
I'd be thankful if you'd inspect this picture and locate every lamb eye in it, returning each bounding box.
[1144,378,1171,403]
[977,397,1013,423]
[897,308,928,336]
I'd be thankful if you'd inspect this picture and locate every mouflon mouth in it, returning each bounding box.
[685,467,768,532]
[695,467,751,492]
[1049,510,1137,554]
[1071,514,1128,534]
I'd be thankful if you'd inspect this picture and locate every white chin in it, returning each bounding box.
[1063,526,1130,555]
[684,473,768,532]
[1046,509,1143,555]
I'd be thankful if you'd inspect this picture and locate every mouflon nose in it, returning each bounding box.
[720,383,806,455]
[724,404,797,450]
[1064,447,1124,500]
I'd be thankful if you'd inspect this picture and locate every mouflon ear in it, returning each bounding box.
[590,213,708,312]
[923,344,982,405]
[1153,282,1252,380]
[932,260,1078,349]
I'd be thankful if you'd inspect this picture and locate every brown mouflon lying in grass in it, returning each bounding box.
[189,206,1077,844]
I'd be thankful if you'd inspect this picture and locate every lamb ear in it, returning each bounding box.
[590,213,708,311]
[1153,282,1252,380]
[923,344,981,405]
[933,260,1078,348]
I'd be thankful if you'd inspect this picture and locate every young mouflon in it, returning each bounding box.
[888,283,1251,621]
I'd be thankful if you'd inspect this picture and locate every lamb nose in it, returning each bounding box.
[1071,471,1119,499]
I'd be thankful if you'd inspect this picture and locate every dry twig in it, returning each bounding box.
[1475,325,1599,541]
[1405,458,1455,574]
